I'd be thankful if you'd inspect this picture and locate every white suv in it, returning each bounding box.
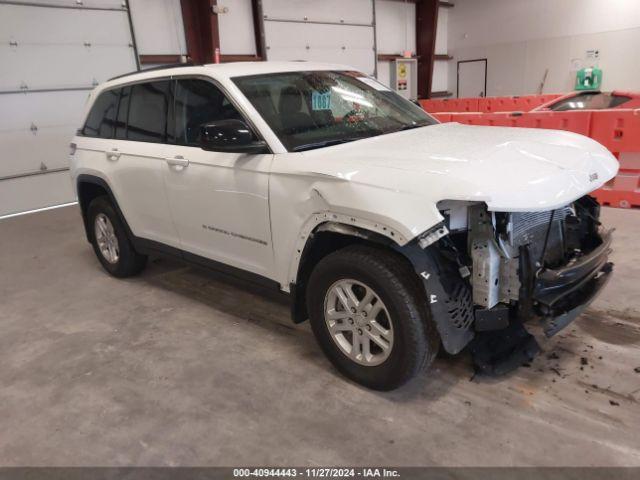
[70,62,618,390]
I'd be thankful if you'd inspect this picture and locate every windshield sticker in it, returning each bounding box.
[311,91,332,110]
[357,77,391,92]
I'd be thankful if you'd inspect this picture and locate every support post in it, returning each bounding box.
[251,0,266,60]
[415,0,439,98]
[180,0,221,64]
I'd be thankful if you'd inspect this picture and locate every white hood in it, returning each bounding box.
[270,123,619,258]
[298,122,619,213]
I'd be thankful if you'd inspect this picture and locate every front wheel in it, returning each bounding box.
[306,245,439,390]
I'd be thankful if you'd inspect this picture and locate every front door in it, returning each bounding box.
[457,59,487,98]
[162,78,275,278]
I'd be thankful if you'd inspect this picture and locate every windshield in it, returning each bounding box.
[548,92,631,111]
[232,70,437,151]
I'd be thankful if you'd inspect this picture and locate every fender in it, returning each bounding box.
[268,160,449,290]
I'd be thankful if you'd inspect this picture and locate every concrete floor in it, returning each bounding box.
[0,205,639,467]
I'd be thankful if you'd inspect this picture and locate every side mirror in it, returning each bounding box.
[200,119,268,154]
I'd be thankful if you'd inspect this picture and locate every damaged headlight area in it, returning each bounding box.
[405,196,613,374]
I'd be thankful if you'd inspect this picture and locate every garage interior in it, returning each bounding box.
[1,0,639,470]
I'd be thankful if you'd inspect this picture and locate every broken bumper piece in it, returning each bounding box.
[534,229,614,337]
[469,321,541,376]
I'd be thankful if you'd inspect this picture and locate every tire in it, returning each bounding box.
[306,245,439,390]
[87,195,147,278]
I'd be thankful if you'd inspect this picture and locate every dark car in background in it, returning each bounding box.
[534,90,640,112]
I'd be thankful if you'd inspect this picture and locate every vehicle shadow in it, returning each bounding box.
[129,255,474,401]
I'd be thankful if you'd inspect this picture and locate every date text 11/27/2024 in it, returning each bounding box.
[232,468,401,478]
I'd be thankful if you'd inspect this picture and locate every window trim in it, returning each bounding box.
[79,74,271,154]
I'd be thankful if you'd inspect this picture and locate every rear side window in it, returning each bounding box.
[126,81,172,143]
[174,78,244,146]
[82,88,120,138]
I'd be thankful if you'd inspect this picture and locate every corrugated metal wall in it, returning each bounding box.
[0,0,138,217]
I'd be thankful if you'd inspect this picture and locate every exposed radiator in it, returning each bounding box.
[508,207,572,248]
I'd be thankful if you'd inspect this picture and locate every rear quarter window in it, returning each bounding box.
[82,89,120,138]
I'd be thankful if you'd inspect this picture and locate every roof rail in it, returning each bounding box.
[108,63,197,82]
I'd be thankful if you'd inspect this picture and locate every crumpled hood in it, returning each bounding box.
[299,122,619,212]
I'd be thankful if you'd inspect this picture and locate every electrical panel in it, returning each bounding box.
[390,58,418,101]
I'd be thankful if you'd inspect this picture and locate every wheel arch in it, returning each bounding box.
[76,174,133,243]
[289,215,415,324]
[288,213,474,356]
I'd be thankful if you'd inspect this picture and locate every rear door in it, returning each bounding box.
[161,77,275,278]
[102,80,179,247]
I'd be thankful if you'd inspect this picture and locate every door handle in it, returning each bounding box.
[105,148,121,161]
[165,155,189,168]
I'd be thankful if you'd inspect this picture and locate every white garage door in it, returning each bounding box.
[0,0,138,217]
[262,0,377,76]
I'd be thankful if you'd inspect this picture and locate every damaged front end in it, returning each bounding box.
[400,196,613,374]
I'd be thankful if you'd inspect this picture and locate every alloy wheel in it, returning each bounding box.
[94,213,120,264]
[324,279,394,366]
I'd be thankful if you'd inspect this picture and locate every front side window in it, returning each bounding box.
[82,88,120,138]
[126,81,172,143]
[174,78,244,147]
[549,92,631,111]
[232,71,436,151]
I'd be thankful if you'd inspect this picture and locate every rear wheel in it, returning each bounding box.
[307,245,438,390]
[87,196,147,277]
